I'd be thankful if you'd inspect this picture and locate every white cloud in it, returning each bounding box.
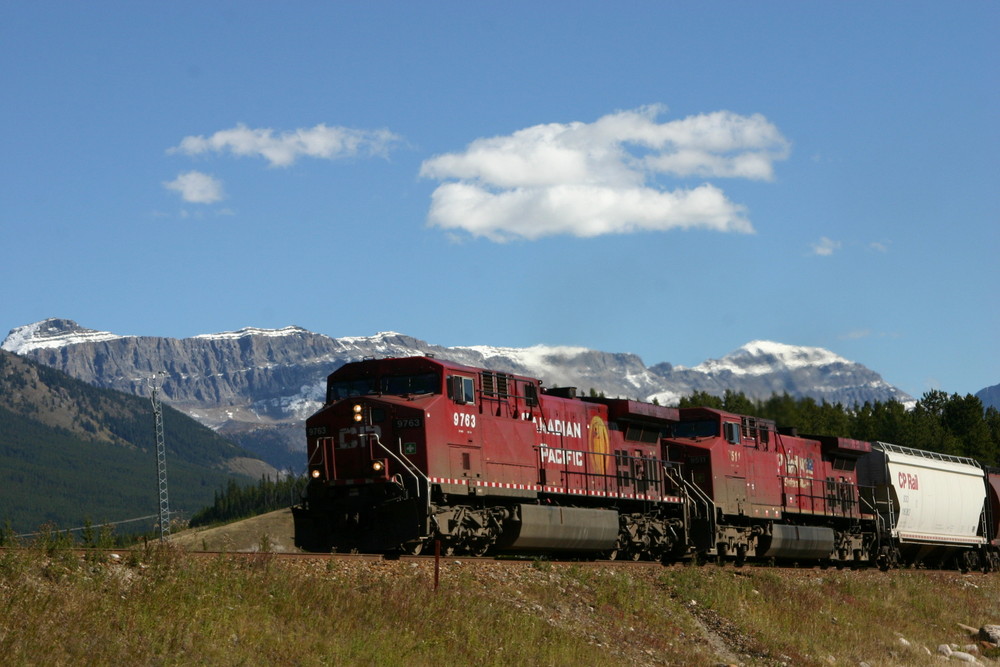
[810,236,841,256]
[427,182,750,242]
[163,170,225,204]
[170,123,401,167]
[419,105,789,241]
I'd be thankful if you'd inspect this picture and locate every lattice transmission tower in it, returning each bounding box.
[149,372,171,541]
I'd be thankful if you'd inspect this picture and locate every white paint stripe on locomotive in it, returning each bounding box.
[423,476,682,503]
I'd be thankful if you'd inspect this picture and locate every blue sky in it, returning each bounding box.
[1,2,997,399]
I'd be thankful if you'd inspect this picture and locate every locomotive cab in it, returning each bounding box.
[307,358,440,484]
[294,357,450,552]
[666,408,784,519]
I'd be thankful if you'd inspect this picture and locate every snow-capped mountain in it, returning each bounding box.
[2,317,128,352]
[3,318,914,470]
[647,340,907,408]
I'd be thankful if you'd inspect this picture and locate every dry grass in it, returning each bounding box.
[664,564,1000,665]
[1,542,998,666]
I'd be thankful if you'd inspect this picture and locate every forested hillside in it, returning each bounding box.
[0,350,275,535]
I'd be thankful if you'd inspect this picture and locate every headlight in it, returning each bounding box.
[371,460,384,473]
[353,404,364,422]
[310,469,321,479]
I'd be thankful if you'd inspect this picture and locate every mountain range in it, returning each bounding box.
[2,318,933,474]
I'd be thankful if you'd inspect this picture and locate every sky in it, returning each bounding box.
[1,2,997,399]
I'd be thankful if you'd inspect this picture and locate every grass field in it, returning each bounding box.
[2,536,998,666]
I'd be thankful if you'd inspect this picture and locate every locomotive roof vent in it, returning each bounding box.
[544,386,577,399]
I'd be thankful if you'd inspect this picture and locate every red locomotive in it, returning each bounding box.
[293,355,685,559]
[292,355,1000,570]
[664,408,874,565]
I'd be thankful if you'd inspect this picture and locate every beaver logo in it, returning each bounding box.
[589,415,610,475]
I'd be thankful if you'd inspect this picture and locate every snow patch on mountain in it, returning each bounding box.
[464,343,591,375]
[681,340,850,376]
[255,381,327,421]
[2,318,126,354]
[193,326,309,341]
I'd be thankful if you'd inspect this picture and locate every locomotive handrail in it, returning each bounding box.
[781,475,862,518]
[670,467,716,552]
[310,437,336,480]
[368,432,429,499]
[535,447,676,500]
[537,446,615,497]
[859,485,895,537]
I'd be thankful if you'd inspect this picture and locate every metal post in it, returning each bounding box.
[434,539,441,591]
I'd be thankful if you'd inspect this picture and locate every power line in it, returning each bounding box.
[13,513,163,539]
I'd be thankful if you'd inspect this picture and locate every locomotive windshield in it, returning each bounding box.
[327,371,441,403]
[670,420,719,439]
[327,378,374,401]
[381,372,439,395]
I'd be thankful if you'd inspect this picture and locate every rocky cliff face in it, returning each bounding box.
[3,318,915,471]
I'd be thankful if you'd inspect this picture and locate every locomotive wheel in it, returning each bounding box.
[467,539,491,557]
[876,546,899,571]
[716,542,729,566]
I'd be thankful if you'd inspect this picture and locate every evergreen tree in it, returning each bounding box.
[189,475,308,527]
[943,394,995,464]
[909,391,963,455]
[679,391,724,409]
[760,393,801,431]
[721,390,755,416]
[986,407,1000,468]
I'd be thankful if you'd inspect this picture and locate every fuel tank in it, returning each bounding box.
[757,524,835,560]
[499,504,619,552]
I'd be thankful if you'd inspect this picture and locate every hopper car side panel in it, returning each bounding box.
[860,443,986,546]
[885,449,985,544]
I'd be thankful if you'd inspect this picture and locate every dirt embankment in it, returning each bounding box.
[169,508,300,552]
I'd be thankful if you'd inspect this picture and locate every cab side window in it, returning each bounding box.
[524,382,539,407]
[448,375,475,405]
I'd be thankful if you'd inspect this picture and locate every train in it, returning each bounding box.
[292,355,1000,571]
